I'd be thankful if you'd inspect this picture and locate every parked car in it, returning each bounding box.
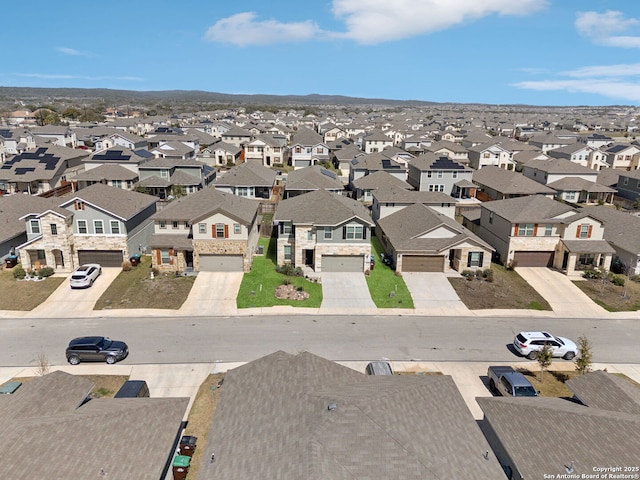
[513,331,577,360]
[487,366,538,397]
[66,336,129,365]
[70,264,102,288]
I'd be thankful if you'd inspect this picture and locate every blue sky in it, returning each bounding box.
[2,0,640,106]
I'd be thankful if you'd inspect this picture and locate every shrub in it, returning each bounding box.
[482,268,494,278]
[151,267,160,276]
[276,264,303,277]
[461,270,474,279]
[121,260,132,271]
[582,269,602,279]
[296,286,304,292]
[505,260,518,271]
[610,274,625,287]
[12,267,26,279]
[38,266,55,277]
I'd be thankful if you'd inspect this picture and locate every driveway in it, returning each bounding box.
[178,271,242,316]
[27,267,120,318]
[402,272,470,315]
[516,268,608,317]
[320,272,376,312]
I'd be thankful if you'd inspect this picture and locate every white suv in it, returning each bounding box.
[513,331,577,360]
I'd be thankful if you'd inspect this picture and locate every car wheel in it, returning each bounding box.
[105,356,116,365]
[527,351,537,360]
[68,355,80,365]
[563,351,576,360]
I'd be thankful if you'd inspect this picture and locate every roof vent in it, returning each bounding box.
[327,403,337,412]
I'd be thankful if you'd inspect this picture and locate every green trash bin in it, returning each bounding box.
[172,455,191,480]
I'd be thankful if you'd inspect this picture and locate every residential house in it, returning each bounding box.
[137,157,216,198]
[243,134,286,167]
[274,190,374,272]
[362,128,394,153]
[380,145,415,168]
[604,143,640,170]
[330,142,363,179]
[466,195,614,274]
[221,126,253,148]
[512,150,549,170]
[0,371,188,480]
[583,133,613,149]
[289,127,330,169]
[0,145,88,195]
[202,141,242,166]
[31,125,77,148]
[527,133,574,153]
[472,165,556,201]
[0,127,36,155]
[319,123,347,143]
[348,151,407,187]
[18,183,158,271]
[214,161,277,200]
[434,129,464,143]
[479,370,640,480]
[105,131,147,150]
[283,165,344,199]
[73,164,139,191]
[407,153,473,197]
[546,143,608,170]
[425,140,469,164]
[149,140,196,160]
[351,170,412,203]
[195,351,505,480]
[148,188,259,272]
[83,147,154,175]
[376,203,493,273]
[614,169,640,202]
[371,186,457,221]
[467,142,517,170]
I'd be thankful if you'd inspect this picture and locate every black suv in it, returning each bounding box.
[66,336,129,365]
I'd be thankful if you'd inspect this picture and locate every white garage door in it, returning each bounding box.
[199,254,244,272]
[321,255,364,272]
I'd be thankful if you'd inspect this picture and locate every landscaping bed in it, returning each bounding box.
[448,263,551,310]
[0,265,65,310]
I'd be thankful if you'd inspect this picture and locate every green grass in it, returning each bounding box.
[366,237,414,308]
[237,237,322,308]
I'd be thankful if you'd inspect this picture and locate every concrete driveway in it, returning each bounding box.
[178,271,243,316]
[320,272,376,312]
[516,267,608,317]
[27,267,120,318]
[402,272,470,315]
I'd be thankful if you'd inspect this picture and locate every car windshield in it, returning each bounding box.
[516,334,527,343]
[514,386,538,397]
[96,338,112,350]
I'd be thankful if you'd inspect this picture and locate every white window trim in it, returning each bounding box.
[110,220,122,235]
[77,219,88,235]
[93,220,104,235]
[29,219,41,234]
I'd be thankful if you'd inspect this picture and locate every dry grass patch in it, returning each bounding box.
[573,277,640,311]
[516,368,579,397]
[184,373,225,480]
[0,267,65,310]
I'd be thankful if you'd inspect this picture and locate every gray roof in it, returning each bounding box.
[546,177,615,193]
[378,203,493,253]
[566,370,640,414]
[209,141,242,155]
[214,161,277,187]
[285,165,344,192]
[350,152,406,172]
[73,164,139,181]
[0,194,61,244]
[275,190,373,226]
[478,395,640,479]
[352,170,412,190]
[152,187,258,224]
[60,183,157,220]
[137,174,171,188]
[0,146,88,182]
[409,152,470,171]
[583,205,640,254]
[523,158,597,175]
[481,195,577,223]
[0,370,188,480]
[372,185,456,205]
[291,127,323,146]
[148,232,193,250]
[426,140,468,154]
[196,351,504,480]
[562,239,615,254]
[473,166,556,195]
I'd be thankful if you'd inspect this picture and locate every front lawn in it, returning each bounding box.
[94,255,195,310]
[367,237,414,308]
[236,237,322,308]
[449,263,552,310]
[573,276,640,312]
[0,265,65,311]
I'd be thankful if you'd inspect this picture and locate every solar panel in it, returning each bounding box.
[381,159,401,169]
[431,157,464,170]
[320,168,336,179]
[14,167,36,175]
[133,149,154,158]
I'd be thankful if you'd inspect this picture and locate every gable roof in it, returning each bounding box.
[214,161,277,187]
[409,152,470,171]
[566,370,640,415]
[73,164,139,182]
[60,183,157,220]
[351,170,412,190]
[285,165,344,191]
[0,146,88,182]
[473,166,556,195]
[195,351,504,480]
[292,127,323,146]
[481,195,577,222]
[0,194,62,244]
[372,185,456,205]
[585,205,640,254]
[275,190,373,226]
[523,158,597,175]
[88,147,152,164]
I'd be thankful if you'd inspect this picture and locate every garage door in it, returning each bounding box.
[321,255,363,272]
[402,255,445,272]
[199,254,244,272]
[513,251,554,267]
[78,250,123,267]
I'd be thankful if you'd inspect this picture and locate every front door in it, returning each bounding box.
[185,251,194,268]
[304,249,314,267]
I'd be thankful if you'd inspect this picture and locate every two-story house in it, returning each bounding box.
[546,143,608,170]
[407,153,473,196]
[283,165,344,199]
[371,186,457,221]
[467,142,517,170]
[274,189,374,272]
[243,134,286,167]
[289,128,330,169]
[137,157,216,198]
[472,166,556,201]
[604,144,640,170]
[348,151,407,187]
[214,161,277,200]
[362,129,394,153]
[30,125,77,148]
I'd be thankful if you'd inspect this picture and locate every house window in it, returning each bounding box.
[428,185,445,192]
[578,253,595,267]
[623,177,629,185]
[317,147,324,154]
[216,223,225,238]
[160,169,169,178]
[30,219,41,234]
[427,171,433,178]
[307,230,313,240]
[234,223,241,234]
[50,224,58,236]
[237,187,248,197]
[247,146,254,152]
[172,221,179,229]
[199,223,206,234]
[452,171,458,179]
[77,220,88,234]
[324,227,332,240]
[519,224,535,236]
[295,146,301,153]
[483,152,490,158]
[467,251,484,267]
[112,180,122,188]
[94,220,104,234]
[565,191,576,201]
[74,201,85,210]
[159,221,166,229]
[579,224,591,238]
[281,223,291,235]
[545,224,553,236]
[110,221,121,234]
[283,244,292,261]
[437,171,443,179]
[344,225,364,240]
[160,249,171,265]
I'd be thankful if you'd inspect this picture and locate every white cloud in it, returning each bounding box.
[331,0,547,44]
[203,12,321,46]
[56,47,90,57]
[561,63,640,78]
[513,79,640,103]
[18,73,144,81]
[575,11,640,48]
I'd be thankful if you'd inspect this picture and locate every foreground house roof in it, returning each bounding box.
[275,190,373,226]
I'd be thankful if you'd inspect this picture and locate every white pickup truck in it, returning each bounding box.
[487,366,538,397]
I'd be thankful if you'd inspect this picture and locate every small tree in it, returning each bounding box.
[535,344,553,382]
[575,336,593,375]
[35,353,50,376]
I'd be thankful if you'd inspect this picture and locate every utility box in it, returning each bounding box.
[129,254,142,266]
[4,256,18,268]
[172,455,190,480]
[179,435,197,457]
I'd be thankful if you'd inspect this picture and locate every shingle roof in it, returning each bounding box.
[584,205,640,254]
[214,161,277,187]
[275,190,373,226]
[0,146,88,182]
[523,158,596,174]
[409,152,469,171]
[0,194,61,244]
[372,185,456,205]
[473,166,556,195]
[292,127,323,146]
[481,195,577,222]
[566,370,640,414]
[546,177,615,193]
[73,164,139,181]
[196,351,504,480]
[0,371,188,480]
[351,170,412,190]
[285,165,344,191]
[60,183,157,220]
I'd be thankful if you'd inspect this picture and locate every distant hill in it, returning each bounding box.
[0,86,438,108]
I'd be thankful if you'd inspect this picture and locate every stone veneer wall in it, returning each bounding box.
[152,249,187,273]
[19,213,75,272]
[452,247,492,272]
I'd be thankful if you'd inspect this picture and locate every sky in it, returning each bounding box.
[2,0,640,106]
